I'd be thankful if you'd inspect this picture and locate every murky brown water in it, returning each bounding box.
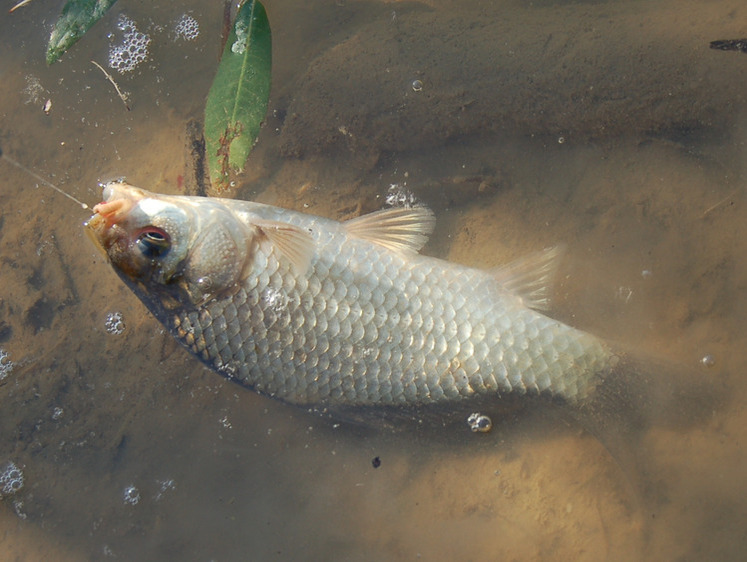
[1,0,746,559]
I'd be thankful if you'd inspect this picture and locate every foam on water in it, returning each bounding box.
[173,14,200,42]
[0,349,13,380]
[108,15,151,74]
[0,461,24,497]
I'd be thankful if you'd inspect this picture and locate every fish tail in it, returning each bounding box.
[566,349,727,514]
[580,349,724,444]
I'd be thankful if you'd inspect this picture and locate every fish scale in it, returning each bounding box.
[87,183,616,411]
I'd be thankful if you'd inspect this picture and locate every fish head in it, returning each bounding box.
[85,181,251,307]
[86,182,190,284]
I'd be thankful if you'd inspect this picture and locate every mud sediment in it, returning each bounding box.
[279,2,747,157]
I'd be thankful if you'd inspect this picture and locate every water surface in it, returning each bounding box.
[1,0,746,559]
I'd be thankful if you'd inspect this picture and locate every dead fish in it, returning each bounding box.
[85,182,618,413]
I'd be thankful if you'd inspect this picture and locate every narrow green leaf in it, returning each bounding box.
[46,0,118,65]
[204,0,272,192]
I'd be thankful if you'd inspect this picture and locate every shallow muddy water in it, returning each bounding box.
[1,0,746,560]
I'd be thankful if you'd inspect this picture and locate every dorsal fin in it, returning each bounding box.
[490,246,564,311]
[344,206,435,253]
[255,219,315,274]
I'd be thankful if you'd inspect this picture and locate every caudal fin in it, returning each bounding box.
[568,349,727,502]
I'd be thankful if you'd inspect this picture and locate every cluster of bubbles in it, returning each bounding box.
[173,14,200,41]
[108,14,151,74]
[0,461,24,497]
[232,18,250,54]
[104,312,125,335]
[154,478,176,501]
[122,484,140,505]
[122,479,176,504]
[0,349,13,381]
[385,183,418,208]
[467,412,493,433]
[23,75,45,104]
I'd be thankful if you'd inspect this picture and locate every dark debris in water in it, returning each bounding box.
[25,297,56,334]
[27,267,46,291]
[710,39,747,53]
[0,323,11,344]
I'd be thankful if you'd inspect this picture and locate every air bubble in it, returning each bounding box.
[411,79,424,92]
[701,354,716,368]
[105,312,125,335]
[467,412,492,433]
[174,14,200,41]
[0,349,13,381]
[196,277,213,292]
[122,485,140,505]
[0,461,24,497]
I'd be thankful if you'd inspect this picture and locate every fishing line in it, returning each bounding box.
[1,149,90,210]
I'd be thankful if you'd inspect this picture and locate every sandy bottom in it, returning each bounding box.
[1,0,746,560]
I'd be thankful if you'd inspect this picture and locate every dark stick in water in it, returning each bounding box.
[709,39,747,53]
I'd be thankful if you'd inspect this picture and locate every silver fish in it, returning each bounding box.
[86,182,617,411]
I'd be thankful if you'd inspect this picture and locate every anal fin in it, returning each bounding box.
[491,245,564,311]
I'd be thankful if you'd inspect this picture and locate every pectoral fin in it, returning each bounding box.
[255,219,315,274]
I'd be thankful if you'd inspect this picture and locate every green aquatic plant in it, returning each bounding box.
[204,0,272,192]
[46,0,119,65]
[43,0,272,193]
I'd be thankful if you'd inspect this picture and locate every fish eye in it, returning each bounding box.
[135,228,171,258]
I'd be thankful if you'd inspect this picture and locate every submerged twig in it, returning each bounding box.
[90,60,130,111]
[701,189,739,218]
[220,0,232,55]
[9,0,34,13]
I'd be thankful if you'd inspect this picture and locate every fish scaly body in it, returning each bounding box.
[86,182,616,412]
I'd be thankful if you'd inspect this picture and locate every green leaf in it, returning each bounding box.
[46,0,118,65]
[204,0,272,192]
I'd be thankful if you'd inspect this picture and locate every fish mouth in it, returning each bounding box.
[84,181,143,257]
[92,183,140,224]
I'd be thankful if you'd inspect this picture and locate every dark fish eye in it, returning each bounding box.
[135,228,171,258]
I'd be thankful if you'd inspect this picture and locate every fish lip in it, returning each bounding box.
[84,181,141,245]
[84,213,109,258]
